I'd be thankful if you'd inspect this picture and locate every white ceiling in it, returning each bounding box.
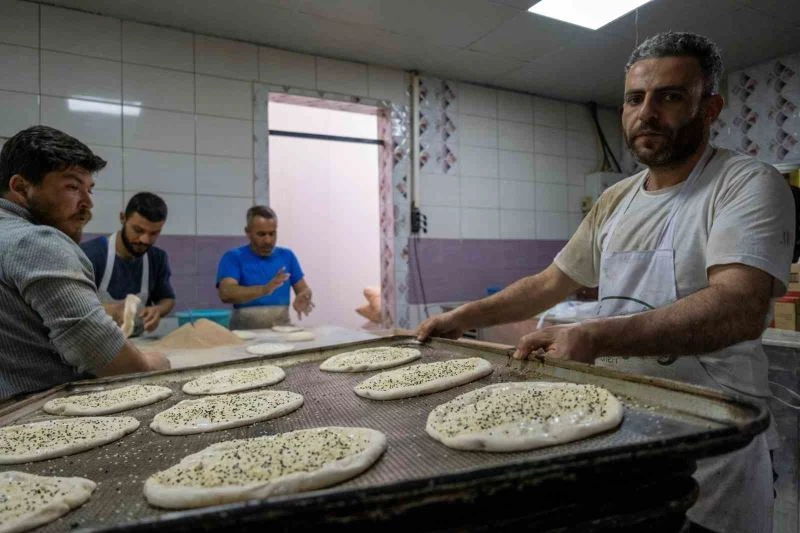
[36,0,800,106]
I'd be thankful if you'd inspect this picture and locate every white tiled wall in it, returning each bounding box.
[0,1,408,237]
[420,81,618,241]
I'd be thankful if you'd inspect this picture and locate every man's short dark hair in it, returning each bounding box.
[0,125,107,193]
[246,205,277,227]
[625,32,724,96]
[125,192,168,223]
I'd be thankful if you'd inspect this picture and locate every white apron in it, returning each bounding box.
[595,146,773,533]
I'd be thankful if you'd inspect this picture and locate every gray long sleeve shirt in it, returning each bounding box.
[0,198,126,400]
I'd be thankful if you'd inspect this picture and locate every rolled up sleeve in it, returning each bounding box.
[5,228,126,374]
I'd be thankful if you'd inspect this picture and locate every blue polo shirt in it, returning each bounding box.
[216,245,304,308]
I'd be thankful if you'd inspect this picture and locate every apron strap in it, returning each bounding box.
[98,233,117,293]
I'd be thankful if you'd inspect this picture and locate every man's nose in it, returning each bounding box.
[80,189,94,209]
[638,93,660,124]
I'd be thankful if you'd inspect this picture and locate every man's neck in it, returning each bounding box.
[645,145,708,191]
[115,232,134,260]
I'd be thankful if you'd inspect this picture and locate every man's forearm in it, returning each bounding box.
[155,298,175,317]
[96,340,169,376]
[586,284,768,359]
[454,266,577,330]
[219,284,268,305]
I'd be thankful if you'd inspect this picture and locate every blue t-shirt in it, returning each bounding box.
[216,245,304,308]
[81,236,175,306]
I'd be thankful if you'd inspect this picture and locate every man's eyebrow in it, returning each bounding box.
[62,173,95,187]
[625,85,690,95]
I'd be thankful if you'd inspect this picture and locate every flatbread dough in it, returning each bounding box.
[43,385,172,416]
[426,382,624,452]
[232,330,257,340]
[144,427,386,509]
[245,343,295,356]
[320,347,421,373]
[285,331,315,342]
[150,390,303,435]
[0,471,96,533]
[354,357,493,400]
[121,294,141,338]
[272,325,303,333]
[0,417,140,465]
[182,365,286,395]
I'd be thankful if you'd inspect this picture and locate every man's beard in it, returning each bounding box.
[625,107,706,168]
[121,227,149,258]
[27,198,90,244]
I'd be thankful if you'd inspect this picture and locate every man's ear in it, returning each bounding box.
[703,94,725,126]
[119,211,125,225]
[7,174,30,199]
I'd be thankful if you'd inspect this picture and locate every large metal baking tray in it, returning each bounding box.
[0,336,768,532]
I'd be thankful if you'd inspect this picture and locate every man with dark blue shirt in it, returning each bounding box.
[217,205,313,329]
[82,193,176,335]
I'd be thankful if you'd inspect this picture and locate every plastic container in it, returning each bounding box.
[175,309,232,329]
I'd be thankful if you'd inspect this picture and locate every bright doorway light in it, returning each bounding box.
[529,0,655,30]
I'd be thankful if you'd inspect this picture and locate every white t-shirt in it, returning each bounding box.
[556,147,794,299]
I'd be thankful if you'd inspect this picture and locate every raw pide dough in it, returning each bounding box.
[43,385,172,416]
[320,347,421,373]
[0,471,96,533]
[272,325,303,333]
[150,390,303,435]
[426,382,624,452]
[0,417,140,464]
[144,427,386,509]
[121,294,141,338]
[354,358,493,400]
[182,365,286,395]
[245,343,295,356]
[232,330,257,340]
[285,331,315,342]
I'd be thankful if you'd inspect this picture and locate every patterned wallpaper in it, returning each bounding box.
[713,52,800,165]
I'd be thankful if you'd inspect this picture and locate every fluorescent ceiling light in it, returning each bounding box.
[529,0,655,30]
[68,98,141,117]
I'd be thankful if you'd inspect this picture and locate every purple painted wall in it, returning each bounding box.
[407,238,567,304]
[83,233,245,312]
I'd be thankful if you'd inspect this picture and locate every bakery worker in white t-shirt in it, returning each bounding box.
[416,31,794,533]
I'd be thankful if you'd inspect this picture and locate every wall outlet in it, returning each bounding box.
[411,205,427,234]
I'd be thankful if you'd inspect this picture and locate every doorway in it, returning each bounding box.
[267,96,381,330]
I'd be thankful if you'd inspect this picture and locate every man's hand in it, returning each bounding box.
[142,351,171,371]
[513,323,597,363]
[139,306,161,332]
[416,311,467,341]
[264,267,290,295]
[293,290,314,320]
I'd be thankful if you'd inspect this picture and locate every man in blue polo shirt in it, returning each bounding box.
[82,192,176,336]
[216,205,314,330]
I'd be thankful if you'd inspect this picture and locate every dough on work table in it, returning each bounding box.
[354,358,493,400]
[43,384,172,416]
[285,331,315,342]
[0,471,96,533]
[245,343,295,356]
[426,382,624,452]
[320,347,421,373]
[182,365,286,395]
[150,390,303,435]
[232,330,257,340]
[0,417,140,465]
[144,427,386,509]
[272,325,303,333]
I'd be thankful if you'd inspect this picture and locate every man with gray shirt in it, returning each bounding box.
[0,126,170,401]
[417,33,793,532]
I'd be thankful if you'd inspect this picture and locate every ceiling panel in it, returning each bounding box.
[296,0,522,48]
[469,11,590,61]
[498,32,634,105]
